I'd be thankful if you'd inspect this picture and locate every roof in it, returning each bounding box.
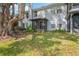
[33,3,66,11]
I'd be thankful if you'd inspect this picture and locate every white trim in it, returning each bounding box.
[70,14,73,33]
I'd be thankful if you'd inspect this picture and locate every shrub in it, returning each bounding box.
[53,29,66,32]
[26,25,36,32]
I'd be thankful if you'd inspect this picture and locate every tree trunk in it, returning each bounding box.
[18,3,25,20]
[0,3,25,38]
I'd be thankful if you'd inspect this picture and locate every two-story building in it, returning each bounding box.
[19,3,68,31]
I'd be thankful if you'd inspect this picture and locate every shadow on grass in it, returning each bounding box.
[0,31,78,56]
[50,31,79,43]
[0,33,61,56]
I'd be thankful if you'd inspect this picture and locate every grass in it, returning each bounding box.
[0,31,79,56]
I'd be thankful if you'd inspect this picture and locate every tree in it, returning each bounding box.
[0,3,25,38]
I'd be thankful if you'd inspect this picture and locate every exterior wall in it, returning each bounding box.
[18,4,32,29]
[34,4,67,31]
[18,14,32,29]
[19,3,68,31]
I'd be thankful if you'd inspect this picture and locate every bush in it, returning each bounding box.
[26,25,35,32]
[53,29,66,32]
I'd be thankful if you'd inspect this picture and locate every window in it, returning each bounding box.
[26,12,29,18]
[21,23,25,28]
[51,9,55,14]
[33,11,37,17]
[59,24,62,29]
[57,9,62,14]
[51,24,55,28]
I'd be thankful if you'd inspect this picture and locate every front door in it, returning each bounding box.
[73,14,79,32]
[37,20,47,32]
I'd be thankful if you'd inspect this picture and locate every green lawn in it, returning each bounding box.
[0,31,79,56]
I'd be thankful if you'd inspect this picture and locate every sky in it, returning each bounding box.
[9,3,49,15]
[32,3,48,8]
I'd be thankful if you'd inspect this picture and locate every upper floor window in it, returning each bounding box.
[57,9,62,14]
[33,11,37,17]
[51,9,55,14]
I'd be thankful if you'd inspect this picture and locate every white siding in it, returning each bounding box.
[19,4,67,31]
[35,5,67,31]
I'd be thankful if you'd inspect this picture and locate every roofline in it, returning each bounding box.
[32,3,66,11]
